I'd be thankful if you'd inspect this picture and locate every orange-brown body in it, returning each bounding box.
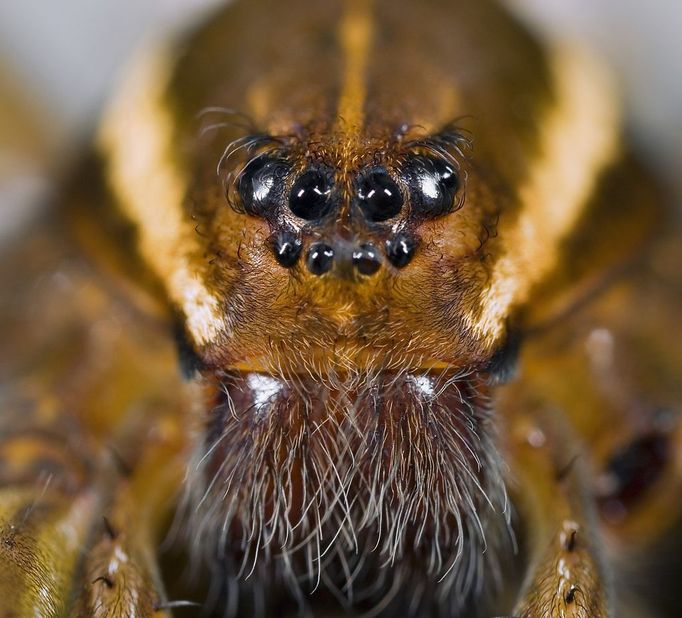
[1,0,681,616]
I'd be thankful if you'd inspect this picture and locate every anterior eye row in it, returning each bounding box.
[271,231,303,268]
[272,232,414,273]
[385,233,417,268]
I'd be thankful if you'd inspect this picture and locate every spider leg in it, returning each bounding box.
[0,391,97,613]
[0,226,191,617]
[501,233,682,617]
[72,423,186,616]
[505,408,611,618]
[0,393,187,617]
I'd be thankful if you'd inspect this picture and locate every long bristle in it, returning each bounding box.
[180,366,511,616]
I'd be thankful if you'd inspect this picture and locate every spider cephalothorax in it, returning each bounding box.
[86,0,662,611]
[3,0,679,617]
[173,121,502,377]
[175,124,512,611]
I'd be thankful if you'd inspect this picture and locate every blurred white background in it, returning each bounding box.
[0,0,680,236]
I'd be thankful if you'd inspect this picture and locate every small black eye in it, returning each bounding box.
[272,232,302,268]
[352,243,381,275]
[238,156,289,216]
[406,156,461,217]
[307,243,334,275]
[288,170,334,220]
[385,233,416,268]
[356,169,403,222]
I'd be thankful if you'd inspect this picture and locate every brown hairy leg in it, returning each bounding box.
[0,222,189,617]
[71,410,187,616]
[501,226,682,618]
[0,401,183,617]
[504,407,610,618]
[0,403,99,615]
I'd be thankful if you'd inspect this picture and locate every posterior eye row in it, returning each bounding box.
[404,156,461,218]
[237,155,290,216]
[235,154,462,224]
[284,165,406,223]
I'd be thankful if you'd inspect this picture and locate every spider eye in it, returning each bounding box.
[355,168,403,222]
[406,156,461,217]
[288,169,334,220]
[238,156,289,216]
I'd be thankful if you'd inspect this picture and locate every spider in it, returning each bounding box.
[1,0,680,616]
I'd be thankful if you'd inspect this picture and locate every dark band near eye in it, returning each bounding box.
[237,156,289,216]
[405,155,461,218]
[288,169,334,220]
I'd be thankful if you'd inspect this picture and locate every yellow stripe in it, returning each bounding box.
[98,43,228,347]
[335,0,375,137]
[467,44,621,343]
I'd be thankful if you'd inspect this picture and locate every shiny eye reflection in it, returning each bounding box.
[352,243,381,275]
[289,170,334,220]
[237,156,289,217]
[386,233,416,268]
[307,243,335,275]
[272,231,302,268]
[356,169,403,222]
[406,156,461,217]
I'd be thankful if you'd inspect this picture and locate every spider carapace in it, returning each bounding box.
[1,0,681,616]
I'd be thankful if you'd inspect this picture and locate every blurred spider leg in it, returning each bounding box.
[0,485,97,616]
[0,399,186,617]
[0,395,102,615]
[72,414,187,617]
[506,409,611,618]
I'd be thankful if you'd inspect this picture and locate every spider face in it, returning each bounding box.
[165,121,501,375]
[21,0,670,616]
[99,0,581,379]
[158,118,517,607]
[88,0,637,603]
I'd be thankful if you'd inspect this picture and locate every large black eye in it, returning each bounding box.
[238,156,289,216]
[356,169,403,222]
[406,156,461,217]
[288,170,334,220]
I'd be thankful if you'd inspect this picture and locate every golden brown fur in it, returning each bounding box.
[1,0,680,617]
